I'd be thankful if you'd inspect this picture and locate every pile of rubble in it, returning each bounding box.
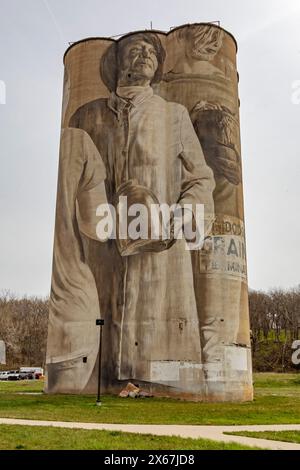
[119,382,153,398]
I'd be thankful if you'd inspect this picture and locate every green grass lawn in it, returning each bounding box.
[225,431,300,445]
[0,424,258,450]
[0,379,43,393]
[0,373,299,426]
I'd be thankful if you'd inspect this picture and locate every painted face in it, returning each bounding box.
[188,26,223,61]
[120,40,159,82]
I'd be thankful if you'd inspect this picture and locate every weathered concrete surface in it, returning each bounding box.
[46,23,253,401]
[1,418,300,450]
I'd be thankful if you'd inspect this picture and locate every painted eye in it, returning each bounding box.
[130,48,140,55]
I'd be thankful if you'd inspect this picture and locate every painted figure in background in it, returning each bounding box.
[191,101,242,185]
[158,24,251,393]
[165,24,225,79]
[46,127,108,393]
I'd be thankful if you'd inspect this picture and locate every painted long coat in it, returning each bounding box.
[66,87,215,392]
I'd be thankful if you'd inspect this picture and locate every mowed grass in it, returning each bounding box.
[0,379,43,393]
[0,424,257,450]
[0,373,299,425]
[225,431,300,445]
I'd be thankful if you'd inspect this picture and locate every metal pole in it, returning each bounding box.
[96,319,104,406]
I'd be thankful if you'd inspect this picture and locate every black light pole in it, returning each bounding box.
[96,318,104,406]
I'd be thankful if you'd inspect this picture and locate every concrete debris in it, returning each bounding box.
[119,382,153,398]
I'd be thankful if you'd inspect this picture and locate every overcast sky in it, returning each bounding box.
[0,0,299,297]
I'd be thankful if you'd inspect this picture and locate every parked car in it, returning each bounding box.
[0,371,10,380]
[7,370,20,381]
[19,371,34,380]
[0,370,20,381]
[19,367,44,380]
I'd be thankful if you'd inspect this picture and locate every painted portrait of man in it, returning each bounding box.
[46,32,215,395]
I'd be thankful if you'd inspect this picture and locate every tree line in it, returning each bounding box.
[0,291,48,369]
[0,287,299,371]
[249,286,300,372]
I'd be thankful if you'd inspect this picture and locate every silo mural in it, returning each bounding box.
[46,23,253,401]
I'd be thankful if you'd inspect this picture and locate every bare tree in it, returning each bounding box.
[0,292,49,368]
[249,286,300,372]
